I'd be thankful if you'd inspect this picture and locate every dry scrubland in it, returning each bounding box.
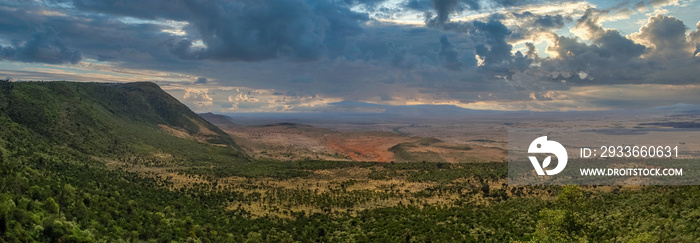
[204,118,508,163]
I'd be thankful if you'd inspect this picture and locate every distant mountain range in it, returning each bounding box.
[327,100,499,116]
[328,100,700,115]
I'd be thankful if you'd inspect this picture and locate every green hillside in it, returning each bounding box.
[0,80,245,163]
[1,80,699,242]
[0,80,256,242]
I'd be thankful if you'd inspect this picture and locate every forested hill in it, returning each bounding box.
[0,80,243,157]
[0,80,250,241]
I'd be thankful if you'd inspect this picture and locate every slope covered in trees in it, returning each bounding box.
[0,81,699,242]
[0,80,244,161]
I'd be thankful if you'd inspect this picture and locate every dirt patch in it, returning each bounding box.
[158,124,192,139]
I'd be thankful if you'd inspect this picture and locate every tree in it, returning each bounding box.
[531,186,587,242]
[44,198,59,214]
[557,185,585,236]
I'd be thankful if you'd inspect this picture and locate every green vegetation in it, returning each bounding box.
[0,80,245,164]
[178,159,378,179]
[1,81,699,242]
[389,142,442,162]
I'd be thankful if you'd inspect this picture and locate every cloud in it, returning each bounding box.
[1,0,700,112]
[509,11,568,42]
[169,0,369,61]
[437,17,534,74]
[0,4,193,71]
[164,86,344,112]
[439,35,466,70]
[406,0,571,26]
[403,0,434,11]
[535,9,700,86]
[430,0,462,25]
[291,75,315,84]
[41,0,373,63]
[344,0,390,9]
[525,42,538,59]
[0,28,82,64]
[630,14,692,60]
[471,19,514,66]
[182,88,213,107]
[648,0,682,8]
[194,77,207,84]
[543,33,647,83]
[692,21,700,57]
[71,0,191,20]
[430,8,575,76]
[403,0,481,25]
[493,0,532,7]
[462,84,700,111]
[540,9,649,83]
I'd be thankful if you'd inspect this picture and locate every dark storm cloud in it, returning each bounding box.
[431,0,480,25]
[425,9,570,76]
[548,32,644,62]
[574,9,646,59]
[543,35,649,84]
[71,0,191,20]
[511,48,533,71]
[0,0,553,74]
[333,25,446,70]
[169,0,369,61]
[512,11,567,29]
[478,11,570,43]
[404,0,433,11]
[590,29,646,61]
[438,35,463,70]
[23,0,371,63]
[2,0,700,112]
[0,3,192,70]
[423,5,696,86]
[403,0,549,13]
[405,0,568,26]
[402,0,479,25]
[471,19,513,66]
[390,49,423,69]
[493,0,532,7]
[539,8,650,84]
[430,0,461,25]
[291,75,314,83]
[343,0,390,8]
[439,17,527,73]
[0,28,81,64]
[525,42,537,59]
[70,0,383,22]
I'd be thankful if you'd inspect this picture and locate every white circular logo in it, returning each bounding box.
[528,136,568,175]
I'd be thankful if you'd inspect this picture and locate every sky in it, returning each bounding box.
[1,0,699,113]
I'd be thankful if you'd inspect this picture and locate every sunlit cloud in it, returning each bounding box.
[0,60,198,84]
[161,85,344,113]
[460,84,700,111]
